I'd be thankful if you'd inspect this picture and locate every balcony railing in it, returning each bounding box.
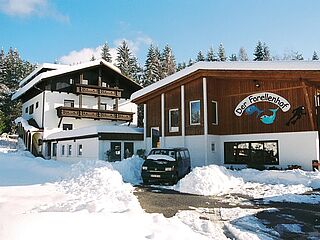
[75,84,123,98]
[56,106,133,122]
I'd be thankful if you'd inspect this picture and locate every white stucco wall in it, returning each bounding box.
[219,131,319,171]
[51,137,99,161]
[146,131,319,171]
[22,92,44,127]
[42,91,138,137]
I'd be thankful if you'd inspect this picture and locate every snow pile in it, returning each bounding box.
[174,165,243,195]
[0,150,72,186]
[233,168,320,189]
[111,156,144,185]
[48,166,141,214]
[172,164,320,198]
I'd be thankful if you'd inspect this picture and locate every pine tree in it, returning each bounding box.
[161,45,176,78]
[142,44,161,87]
[176,62,186,71]
[312,51,319,60]
[196,51,205,62]
[253,41,264,61]
[229,54,237,61]
[218,43,226,61]
[238,47,249,61]
[187,58,194,67]
[0,47,35,133]
[263,43,271,61]
[90,55,95,61]
[291,51,304,60]
[116,40,141,82]
[101,42,112,62]
[206,47,218,61]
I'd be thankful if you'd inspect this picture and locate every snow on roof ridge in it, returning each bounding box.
[45,124,143,140]
[131,61,320,101]
[19,63,68,87]
[12,59,123,100]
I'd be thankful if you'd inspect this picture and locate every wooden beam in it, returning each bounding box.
[301,80,316,131]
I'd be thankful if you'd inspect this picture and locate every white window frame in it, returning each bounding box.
[212,100,218,125]
[78,144,83,156]
[67,144,72,156]
[169,108,179,132]
[61,145,65,156]
[52,142,57,157]
[189,100,201,125]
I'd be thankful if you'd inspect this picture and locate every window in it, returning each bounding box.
[211,143,216,152]
[61,145,65,156]
[64,100,74,108]
[169,109,179,132]
[100,103,107,110]
[224,140,279,165]
[82,79,88,85]
[184,150,190,159]
[52,143,57,157]
[78,144,83,156]
[68,145,72,156]
[36,102,39,109]
[211,101,218,125]
[63,124,73,130]
[69,78,73,84]
[190,100,200,125]
[25,107,28,114]
[29,104,34,114]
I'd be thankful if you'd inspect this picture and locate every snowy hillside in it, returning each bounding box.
[0,138,319,239]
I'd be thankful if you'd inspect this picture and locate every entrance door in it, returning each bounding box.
[151,127,160,148]
[110,142,121,161]
[124,142,134,159]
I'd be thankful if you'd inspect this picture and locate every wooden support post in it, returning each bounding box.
[301,80,316,131]
[98,68,102,109]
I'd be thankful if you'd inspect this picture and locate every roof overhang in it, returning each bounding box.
[131,61,320,104]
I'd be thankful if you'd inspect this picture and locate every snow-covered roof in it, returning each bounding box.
[131,61,320,102]
[12,59,127,100]
[45,124,143,140]
[19,63,68,87]
[15,117,40,132]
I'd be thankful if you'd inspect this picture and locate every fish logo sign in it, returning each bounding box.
[234,92,291,125]
[260,108,279,124]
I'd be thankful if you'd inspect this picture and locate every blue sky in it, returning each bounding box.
[1,0,320,65]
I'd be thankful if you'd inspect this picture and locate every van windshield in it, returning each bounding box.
[149,149,176,159]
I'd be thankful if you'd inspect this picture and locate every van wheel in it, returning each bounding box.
[172,172,179,184]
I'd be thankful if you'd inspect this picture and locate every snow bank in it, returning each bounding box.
[111,156,144,185]
[173,165,243,195]
[172,164,320,198]
[233,168,320,189]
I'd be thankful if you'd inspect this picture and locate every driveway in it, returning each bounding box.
[134,186,320,239]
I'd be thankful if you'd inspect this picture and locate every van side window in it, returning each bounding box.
[180,151,185,159]
[184,150,190,159]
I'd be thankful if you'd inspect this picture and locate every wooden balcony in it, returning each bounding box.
[75,84,123,98]
[56,106,134,122]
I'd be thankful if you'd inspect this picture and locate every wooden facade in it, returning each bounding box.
[134,69,320,137]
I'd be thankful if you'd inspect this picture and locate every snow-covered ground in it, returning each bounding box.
[0,138,319,239]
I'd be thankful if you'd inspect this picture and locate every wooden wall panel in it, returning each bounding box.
[140,70,320,138]
[146,96,161,137]
[164,87,181,136]
[184,78,204,135]
[207,76,315,135]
